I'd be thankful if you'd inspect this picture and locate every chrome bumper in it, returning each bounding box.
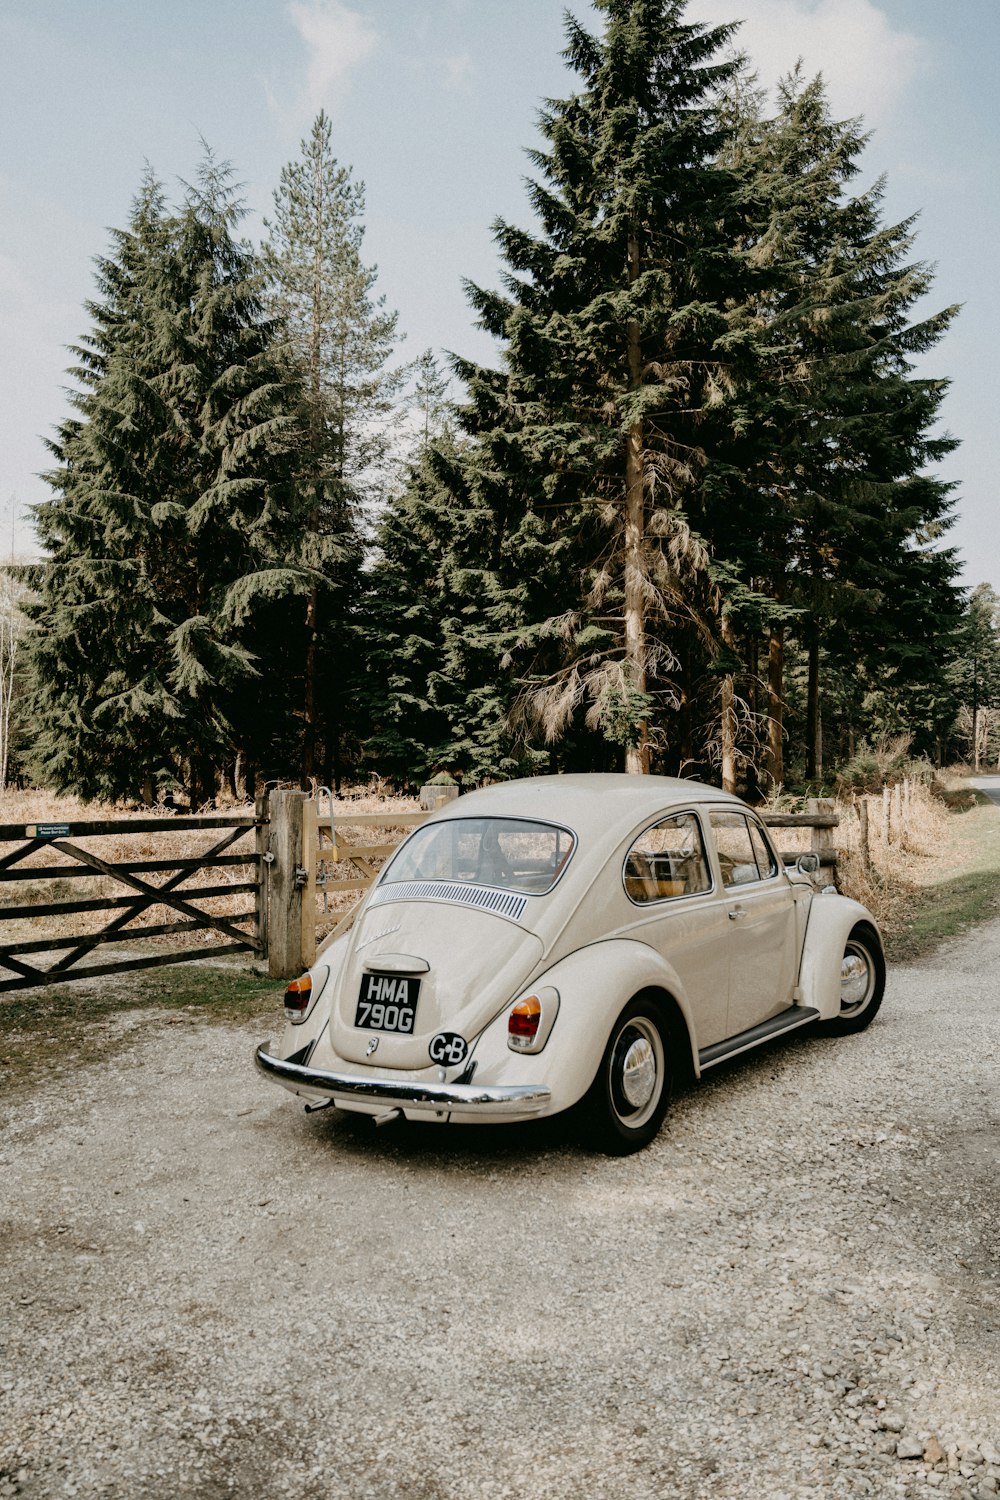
[254,1043,551,1117]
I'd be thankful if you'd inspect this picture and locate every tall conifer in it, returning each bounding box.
[264,112,405,785]
[26,158,310,804]
[455,0,744,774]
[704,69,960,785]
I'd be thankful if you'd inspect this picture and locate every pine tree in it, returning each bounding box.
[454,0,745,775]
[702,68,960,788]
[264,112,405,785]
[361,363,530,785]
[25,158,311,804]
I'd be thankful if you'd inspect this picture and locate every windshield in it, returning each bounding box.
[382,817,576,896]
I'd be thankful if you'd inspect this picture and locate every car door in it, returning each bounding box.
[707,810,799,1036]
[619,809,731,1047]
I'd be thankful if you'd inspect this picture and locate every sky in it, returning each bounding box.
[1,0,996,591]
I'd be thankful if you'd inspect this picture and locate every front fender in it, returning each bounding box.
[798,894,883,1020]
[456,938,700,1121]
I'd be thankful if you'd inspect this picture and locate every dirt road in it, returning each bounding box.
[1,920,998,1499]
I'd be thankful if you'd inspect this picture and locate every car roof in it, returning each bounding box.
[430,773,740,836]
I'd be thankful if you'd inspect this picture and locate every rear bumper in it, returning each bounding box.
[254,1043,551,1118]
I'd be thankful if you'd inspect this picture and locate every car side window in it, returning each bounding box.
[747,818,779,879]
[710,812,771,888]
[623,813,711,904]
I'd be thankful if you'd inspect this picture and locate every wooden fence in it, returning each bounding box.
[0,811,262,993]
[269,793,842,976]
[0,792,842,988]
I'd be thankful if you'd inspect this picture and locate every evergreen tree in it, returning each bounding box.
[25,158,311,804]
[361,361,530,785]
[454,0,745,774]
[264,111,405,785]
[703,68,960,787]
[950,583,1000,769]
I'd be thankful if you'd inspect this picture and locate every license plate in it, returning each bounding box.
[355,973,420,1034]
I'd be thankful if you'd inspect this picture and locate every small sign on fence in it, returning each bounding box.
[24,824,72,839]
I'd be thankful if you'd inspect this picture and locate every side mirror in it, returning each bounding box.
[795,852,820,876]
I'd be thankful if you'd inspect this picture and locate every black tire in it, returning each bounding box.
[583,995,672,1155]
[825,925,885,1035]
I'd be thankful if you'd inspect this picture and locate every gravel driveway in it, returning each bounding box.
[2,919,998,1500]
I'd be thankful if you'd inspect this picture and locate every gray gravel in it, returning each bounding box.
[1,918,999,1500]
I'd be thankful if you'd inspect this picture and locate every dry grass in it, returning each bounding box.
[763,778,999,956]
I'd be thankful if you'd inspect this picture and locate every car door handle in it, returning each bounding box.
[728,905,747,921]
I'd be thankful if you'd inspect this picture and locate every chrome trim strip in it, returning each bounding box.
[254,1044,551,1116]
[368,881,529,922]
[698,1006,820,1071]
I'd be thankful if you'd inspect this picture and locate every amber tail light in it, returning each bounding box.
[508,995,542,1051]
[284,973,312,1022]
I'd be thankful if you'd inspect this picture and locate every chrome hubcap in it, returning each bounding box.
[841,945,873,1013]
[621,1035,656,1109]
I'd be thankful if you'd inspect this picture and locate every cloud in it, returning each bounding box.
[685,0,928,131]
[439,53,474,90]
[288,0,378,113]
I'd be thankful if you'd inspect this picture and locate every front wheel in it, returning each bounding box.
[825,925,885,1035]
[583,996,672,1155]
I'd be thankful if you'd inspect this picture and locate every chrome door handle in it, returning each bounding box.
[728,905,747,920]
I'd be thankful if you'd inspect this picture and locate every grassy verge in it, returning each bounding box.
[886,797,1000,962]
[0,956,282,1092]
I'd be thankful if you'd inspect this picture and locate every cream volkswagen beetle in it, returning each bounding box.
[255,774,884,1154]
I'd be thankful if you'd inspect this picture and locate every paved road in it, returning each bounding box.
[2,925,999,1500]
[969,774,1000,807]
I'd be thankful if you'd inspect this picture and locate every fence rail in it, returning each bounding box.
[0,813,261,993]
[0,793,845,988]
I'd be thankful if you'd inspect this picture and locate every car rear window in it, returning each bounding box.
[381,817,576,896]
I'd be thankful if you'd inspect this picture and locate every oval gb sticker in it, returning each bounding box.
[428,1032,468,1067]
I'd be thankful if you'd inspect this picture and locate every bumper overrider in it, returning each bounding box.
[254,1044,552,1117]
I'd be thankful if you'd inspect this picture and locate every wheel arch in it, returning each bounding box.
[466,938,701,1115]
[798,895,885,1021]
[623,984,698,1087]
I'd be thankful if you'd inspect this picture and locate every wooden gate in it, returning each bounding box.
[0,812,263,993]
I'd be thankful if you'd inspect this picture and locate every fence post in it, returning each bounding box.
[881,786,891,843]
[857,797,871,874]
[266,790,317,979]
[255,790,270,961]
[807,797,836,872]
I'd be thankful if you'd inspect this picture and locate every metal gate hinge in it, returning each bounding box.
[293,866,309,889]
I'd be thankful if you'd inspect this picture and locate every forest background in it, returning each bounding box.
[2,0,999,807]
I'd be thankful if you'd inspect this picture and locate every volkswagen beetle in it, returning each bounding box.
[254,774,884,1154]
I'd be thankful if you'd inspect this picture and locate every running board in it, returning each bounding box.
[698,1005,820,1072]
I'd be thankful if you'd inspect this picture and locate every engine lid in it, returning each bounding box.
[331,900,544,1068]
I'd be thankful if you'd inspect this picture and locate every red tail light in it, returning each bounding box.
[508,995,542,1049]
[284,973,312,1021]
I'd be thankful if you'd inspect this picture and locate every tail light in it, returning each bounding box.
[507,987,559,1054]
[508,995,541,1048]
[284,973,312,1022]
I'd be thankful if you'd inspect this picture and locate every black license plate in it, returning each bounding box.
[355,973,420,1033]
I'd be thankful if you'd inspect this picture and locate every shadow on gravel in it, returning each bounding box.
[288,1019,837,1172]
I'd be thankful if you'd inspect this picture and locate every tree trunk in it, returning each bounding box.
[302,153,325,787]
[806,622,822,783]
[624,230,649,775]
[720,611,737,795]
[766,623,785,789]
[302,592,318,789]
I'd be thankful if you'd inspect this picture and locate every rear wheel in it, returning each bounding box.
[583,996,672,1155]
[825,926,885,1035]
